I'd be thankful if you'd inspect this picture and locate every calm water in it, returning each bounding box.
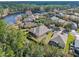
[4,11,44,25]
[4,12,25,25]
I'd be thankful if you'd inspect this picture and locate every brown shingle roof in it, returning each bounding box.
[29,25,51,37]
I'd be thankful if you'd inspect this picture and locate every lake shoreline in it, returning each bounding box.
[2,11,25,18]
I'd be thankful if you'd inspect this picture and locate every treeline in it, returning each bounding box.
[0,3,70,18]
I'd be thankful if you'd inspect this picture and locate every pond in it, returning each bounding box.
[4,10,46,25]
[4,12,25,25]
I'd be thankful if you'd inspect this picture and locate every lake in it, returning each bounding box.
[4,11,46,25]
[4,12,25,25]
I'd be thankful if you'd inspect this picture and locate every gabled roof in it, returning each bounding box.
[23,15,35,22]
[74,34,79,48]
[23,22,37,28]
[23,17,33,22]
[51,16,59,21]
[29,25,51,37]
[50,31,68,48]
[58,19,66,23]
[59,13,65,17]
[15,15,22,20]
[71,30,78,35]
[26,10,32,16]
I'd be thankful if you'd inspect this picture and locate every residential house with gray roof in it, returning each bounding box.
[28,25,53,44]
[49,31,68,48]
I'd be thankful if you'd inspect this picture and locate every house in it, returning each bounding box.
[51,16,59,23]
[51,16,66,26]
[23,15,35,22]
[63,15,70,21]
[74,13,79,16]
[23,17,33,22]
[26,10,32,16]
[48,24,55,29]
[71,34,79,56]
[58,19,66,25]
[15,15,22,21]
[64,21,77,31]
[2,8,9,17]
[70,15,76,20]
[71,30,78,35]
[15,15,22,25]
[48,24,61,32]
[56,13,65,18]
[53,9,59,13]
[28,25,53,44]
[49,31,68,48]
[71,22,77,30]
[69,15,79,22]
[74,35,79,48]
[59,13,65,17]
[20,22,37,29]
[34,13,40,19]
[51,16,59,20]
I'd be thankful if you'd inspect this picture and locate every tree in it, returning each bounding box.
[64,23,72,31]
[0,20,27,57]
[0,20,7,43]
[6,27,27,57]
[64,32,75,54]
[0,20,7,56]
[0,48,5,57]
